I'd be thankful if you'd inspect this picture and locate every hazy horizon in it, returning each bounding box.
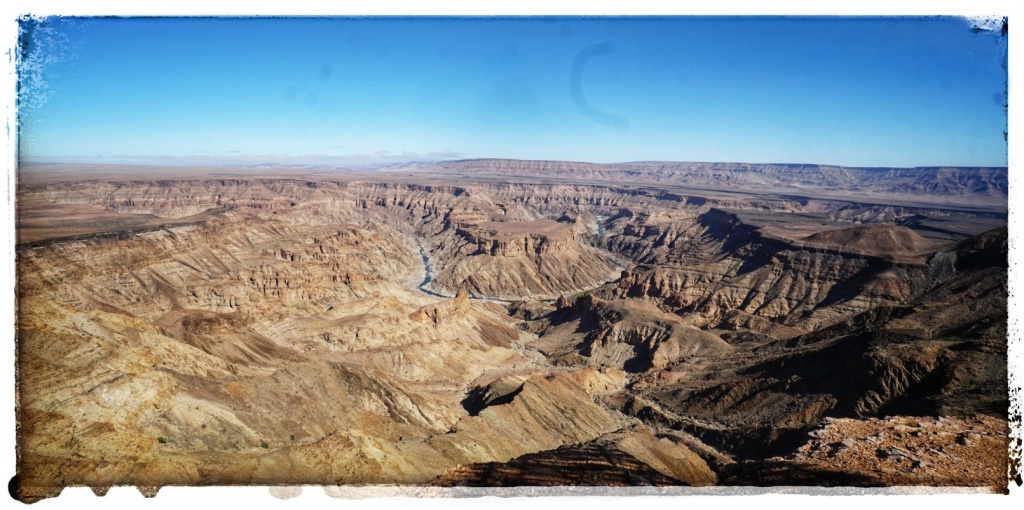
[17,156,1012,171]
[17,16,1009,168]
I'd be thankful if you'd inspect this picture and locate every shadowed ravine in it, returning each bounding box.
[13,161,1011,500]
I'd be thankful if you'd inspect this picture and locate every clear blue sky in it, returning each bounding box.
[17,16,1008,168]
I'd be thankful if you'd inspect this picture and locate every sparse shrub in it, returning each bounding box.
[904,419,920,428]
[290,434,295,441]
[157,436,167,444]
[260,440,269,448]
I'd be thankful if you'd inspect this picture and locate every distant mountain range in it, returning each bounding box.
[419,159,1007,208]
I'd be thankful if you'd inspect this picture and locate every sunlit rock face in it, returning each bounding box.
[431,219,619,299]
[13,162,1009,498]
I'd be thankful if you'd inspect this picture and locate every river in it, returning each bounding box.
[412,239,454,298]
[408,218,628,302]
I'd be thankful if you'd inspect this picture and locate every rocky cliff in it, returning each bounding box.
[429,159,1007,209]
[430,219,619,299]
[13,168,1010,497]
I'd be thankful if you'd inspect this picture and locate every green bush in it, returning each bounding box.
[157,436,167,444]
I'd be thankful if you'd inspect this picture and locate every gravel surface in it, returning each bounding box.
[780,415,1011,489]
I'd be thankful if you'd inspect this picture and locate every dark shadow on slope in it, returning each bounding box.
[719,460,882,487]
[434,443,685,487]
[461,382,525,417]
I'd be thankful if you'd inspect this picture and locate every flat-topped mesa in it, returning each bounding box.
[459,219,574,257]
[447,211,494,229]
[431,159,1008,210]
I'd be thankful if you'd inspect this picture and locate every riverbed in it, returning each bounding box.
[406,218,629,303]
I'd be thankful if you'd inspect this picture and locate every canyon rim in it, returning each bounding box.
[7,13,1017,503]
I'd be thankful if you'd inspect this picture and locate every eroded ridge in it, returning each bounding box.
[13,163,1011,499]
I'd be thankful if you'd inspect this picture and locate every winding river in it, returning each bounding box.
[409,217,627,302]
[414,241,454,299]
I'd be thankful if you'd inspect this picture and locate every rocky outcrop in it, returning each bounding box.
[433,442,687,486]
[410,288,471,325]
[530,294,732,372]
[430,219,619,299]
[434,427,716,487]
[800,224,937,256]
[430,159,1007,209]
[599,209,959,331]
[424,370,629,469]
[713,310,806,342]
[14,168,1009,495]
[15,203,543,489]
[622,228,1008,459]
[721,415,1009,488]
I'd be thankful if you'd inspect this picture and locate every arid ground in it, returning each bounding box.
[13,159,1012,500]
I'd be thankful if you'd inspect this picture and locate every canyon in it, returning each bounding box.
[12,159,1012,500]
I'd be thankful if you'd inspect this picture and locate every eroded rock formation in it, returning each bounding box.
[13,162,1010,497]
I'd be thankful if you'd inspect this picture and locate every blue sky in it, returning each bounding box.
[17,16,1008,168]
